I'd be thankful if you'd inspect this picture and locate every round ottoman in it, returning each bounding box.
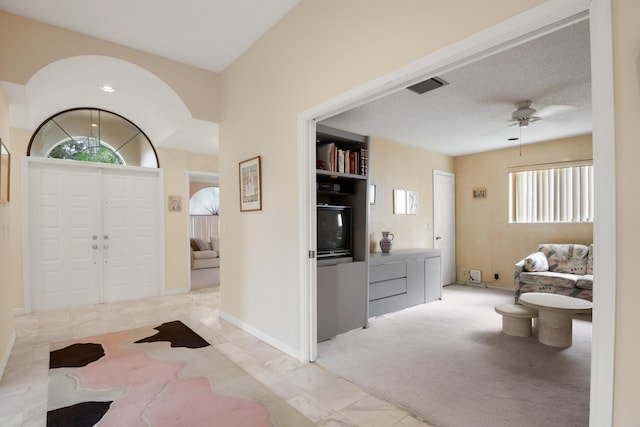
[495,304,538,337]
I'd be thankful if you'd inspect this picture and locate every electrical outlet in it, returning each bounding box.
[494,273,499,280]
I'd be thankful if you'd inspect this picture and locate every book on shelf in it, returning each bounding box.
[317,142,335,172]
[317,142,367,177]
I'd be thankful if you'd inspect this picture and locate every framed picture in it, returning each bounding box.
[406,190,418,214]
[473,187,487,199]
[239,156,262,212]
[393,189,406,214]
[168,195,182,212]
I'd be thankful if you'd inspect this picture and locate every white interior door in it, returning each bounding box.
[433,170,456,285]
[28,160,161,312]
[29,162,102,311]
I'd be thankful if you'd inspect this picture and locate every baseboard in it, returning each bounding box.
[219,310,303,362]
[0,331,16,381]
[455,281,513,293]
[13,308,25,316]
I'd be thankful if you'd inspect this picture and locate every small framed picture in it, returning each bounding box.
[393,189,406,214]
[168,195,182,212]
[239,156,262,212]
[406,190,418,214]
[473,187,487,199]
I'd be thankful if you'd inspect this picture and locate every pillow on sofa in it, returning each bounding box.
[210,237,220,255]
[524,252,549,272]
[190,238,209,251]
[538,244,589,274]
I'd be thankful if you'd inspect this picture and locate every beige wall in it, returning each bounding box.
[219,0,545,354]
[455,134,593,289]
[0,12,219,123]
[612,0,640,423]
[368,136,454,252]
[190,181,218,198]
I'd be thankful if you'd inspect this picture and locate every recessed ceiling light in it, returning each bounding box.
[99,85,115,93]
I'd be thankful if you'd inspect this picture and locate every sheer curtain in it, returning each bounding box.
[511,165,594,223]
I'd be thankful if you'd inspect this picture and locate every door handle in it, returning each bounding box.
[92,244,98,250]
[436,236,442,240]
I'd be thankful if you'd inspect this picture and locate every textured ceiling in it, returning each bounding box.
[321,19,592,156]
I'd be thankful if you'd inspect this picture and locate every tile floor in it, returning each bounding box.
[0,287,432,427]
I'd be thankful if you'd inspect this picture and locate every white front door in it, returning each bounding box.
[29,162,103,311]
[28,160,161,312]
[433,170,456,286]
[102,168,160,302]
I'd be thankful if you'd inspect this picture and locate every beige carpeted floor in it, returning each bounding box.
[317,284,591,427]
[191,267,220,289]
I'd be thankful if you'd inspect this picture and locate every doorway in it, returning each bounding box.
[433,170,455,285]
[301,2,615,425]
[187,171,220,290]
[26,159,162,312]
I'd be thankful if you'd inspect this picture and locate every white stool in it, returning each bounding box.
[495,304,538,337]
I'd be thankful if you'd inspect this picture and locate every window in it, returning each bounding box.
[29,108,159,168]
[47,137,125,164]
[509,163,594,223]
[189,187,219,215]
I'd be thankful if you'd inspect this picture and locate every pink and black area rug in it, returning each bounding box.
[47,320,313,427]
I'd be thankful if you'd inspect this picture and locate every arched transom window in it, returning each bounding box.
[29,108,159,168]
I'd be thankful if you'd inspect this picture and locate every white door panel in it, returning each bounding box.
[30,163,101,311]
[102,169,159,302]
[433,170,456,286]
[28,161,160,311]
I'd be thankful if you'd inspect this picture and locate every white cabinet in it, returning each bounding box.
[369,249,441,317]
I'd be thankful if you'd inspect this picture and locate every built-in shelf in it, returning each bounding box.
[316,124,370,342]
[316,169,368,180]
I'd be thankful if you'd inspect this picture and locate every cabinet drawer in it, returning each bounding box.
[369,278,407,301]
[370,262,406,283]
[369,294,407,317]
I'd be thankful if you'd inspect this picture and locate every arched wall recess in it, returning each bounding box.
[22,55,218,155]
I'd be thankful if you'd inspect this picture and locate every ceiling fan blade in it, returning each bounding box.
[535,104,575,118]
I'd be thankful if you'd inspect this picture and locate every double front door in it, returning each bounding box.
[28,160,162,312]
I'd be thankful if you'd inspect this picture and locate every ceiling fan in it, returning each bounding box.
[509,100,575,128]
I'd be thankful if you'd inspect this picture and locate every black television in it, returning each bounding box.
[317,204,352,258]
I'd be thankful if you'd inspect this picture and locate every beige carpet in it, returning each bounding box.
[191,267,220,289]
[317,285,591,427]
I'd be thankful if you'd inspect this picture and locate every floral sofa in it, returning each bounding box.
[190,237,220,269]
[514,243,593,303]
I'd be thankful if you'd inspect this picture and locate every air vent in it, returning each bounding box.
[407,77,449,94]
